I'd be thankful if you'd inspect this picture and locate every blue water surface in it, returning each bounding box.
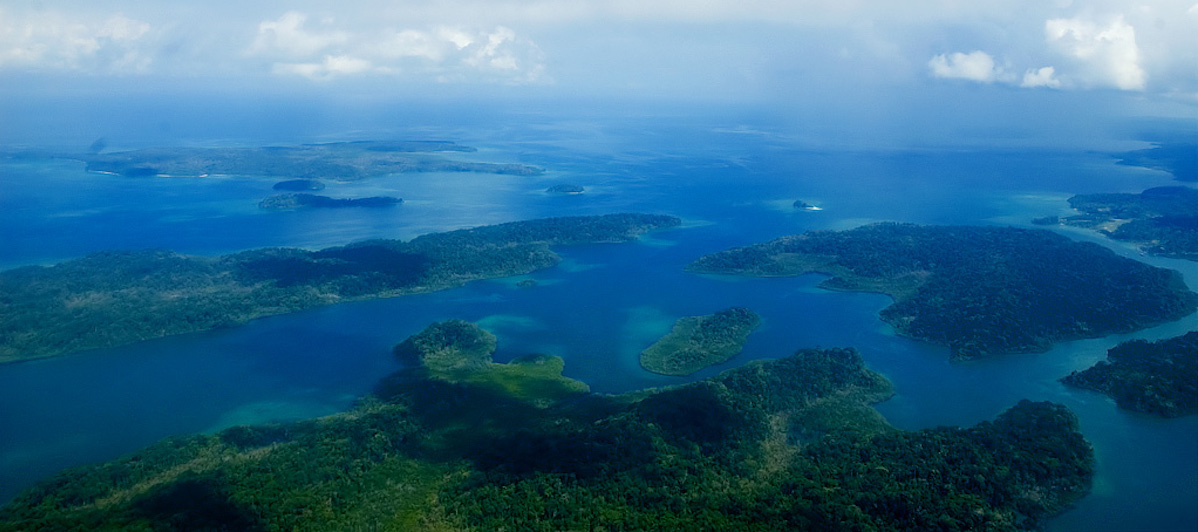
[0,105,1194,530]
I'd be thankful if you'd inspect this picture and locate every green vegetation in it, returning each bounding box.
[391,320,589,406]
[1054,187,1198,261]
[640,307,762,376]
[0,214,680,363]
[258,193,402,209]
[688,223,1198,360]
[1062,332,1198,417]
[393,320,499,374]
[74,140,542,180]
[0,320,1094,531]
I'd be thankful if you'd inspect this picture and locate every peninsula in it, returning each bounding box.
[0,321,1094,531]
[0,214,680,363]
[1050,186,1198,261]
[389,320,589,405]
[688,223,1198,360]
[640,307,761,375]
[71,140,542,180]
[1117,141,1197,182]
[1062,332,1198,417]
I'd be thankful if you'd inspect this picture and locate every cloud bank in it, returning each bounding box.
[1045,16,1145,91]
[0,1,1194,100]
[928,51,1007,83]
[245,12,547,83]
[0,9,152,73]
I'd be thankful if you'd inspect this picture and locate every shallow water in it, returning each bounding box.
[0,108,1194,530]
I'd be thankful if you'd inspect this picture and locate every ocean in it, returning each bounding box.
[0,101,1195,530]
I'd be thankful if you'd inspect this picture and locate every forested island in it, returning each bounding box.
[1046,186,1198,261]
[687,223,1198,360]
[258,193,402,209]
[640,307,761,376]
[1062,332,1198,417]
[0,214,680,363]
[68,140,541,180]
[0,320,1094,531]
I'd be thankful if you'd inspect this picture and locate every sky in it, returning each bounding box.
[1,1,1196,145]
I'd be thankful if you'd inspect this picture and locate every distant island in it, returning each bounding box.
[1117,141,1197,182]
[272,179,325,191]
[0,321,1094,530]
[1043,187,1198,261]
[640,307,761,376]
[793,200,821,211]
[69,140,542,180]
[258,193,402,209]
[0,213,680,363]
[1062,332,1198,417]
[688,223,1198,360]
[547,184,585,194]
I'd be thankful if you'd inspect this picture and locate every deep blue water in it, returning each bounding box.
[0,107,1195,530]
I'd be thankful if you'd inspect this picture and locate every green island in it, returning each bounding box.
[1047,186,1198,261]
[687,223,1198,360]
[0,213,680,363]
[258,193,403,209]
[0,319,1093,531]
[1062,332,1198,417]
[640,307,762,376]
[70,140,541,180]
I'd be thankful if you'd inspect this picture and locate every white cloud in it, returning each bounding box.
[1,1,1194,97]
[0,9,152,72]
[1045,15,1146,90]
[928,51,1005,83]
[1021,66,1061,88]
[248,12,347,59]
[249,14,547,84]
[371,30,446,61]
[273,54,375,80]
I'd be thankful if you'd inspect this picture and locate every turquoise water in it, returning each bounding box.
[0,109,1195,530]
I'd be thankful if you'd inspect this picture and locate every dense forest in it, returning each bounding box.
[640,307,762,376]
[687,223,1198,360]
[0,320,1093,531]
[72,140,542,180]
[1054,187,1198,261]
[0,214,680,363]
[1062,332,1198,417]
